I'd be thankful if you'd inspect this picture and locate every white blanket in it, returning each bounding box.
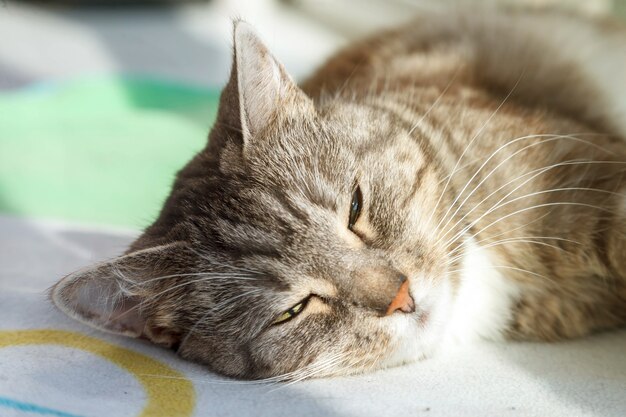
[1,215,625,417]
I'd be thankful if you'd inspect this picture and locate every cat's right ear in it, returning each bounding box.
[209,21,314,154]
[51,242,187,347]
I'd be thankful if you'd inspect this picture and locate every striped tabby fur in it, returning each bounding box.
[53,7,626,379]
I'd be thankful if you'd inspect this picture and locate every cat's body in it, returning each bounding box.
[303,9,626,343]
[53,7,626,379]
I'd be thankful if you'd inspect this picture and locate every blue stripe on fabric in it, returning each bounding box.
[0,396,86,417]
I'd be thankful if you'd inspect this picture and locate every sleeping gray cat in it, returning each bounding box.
[52,7,626,380]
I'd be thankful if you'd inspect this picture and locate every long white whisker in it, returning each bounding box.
[435,159,575,246]
[433,132,610,187]
[425,72,525,231]
[178,289,264,351]
[444,201,614,252]
[115,276,260,322]
[440,161,626,249]
[131,271,257,287]
[407,66,462,136]
[425,74,526,232]
[264,352,348,388]
[445,237,573,266]
[436,134,615,241]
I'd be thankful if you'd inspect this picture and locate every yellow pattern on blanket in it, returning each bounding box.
[0,329,195,417]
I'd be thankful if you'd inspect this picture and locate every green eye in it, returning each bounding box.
[348,186,363,230]
[273,298,309,325]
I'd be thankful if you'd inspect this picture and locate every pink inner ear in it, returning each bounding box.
[55,272,147,338]
[52,242,184,339]
[94,296,146,337]
[234,22,297,138]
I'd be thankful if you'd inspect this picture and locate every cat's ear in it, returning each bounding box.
[216,21,313,145]
[51,242,186,346]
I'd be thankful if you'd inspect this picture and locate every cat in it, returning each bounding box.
[52,7,626,380]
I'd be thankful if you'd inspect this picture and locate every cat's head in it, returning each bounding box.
[52,22,459,380]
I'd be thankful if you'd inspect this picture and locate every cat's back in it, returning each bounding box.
[303,7,626,138]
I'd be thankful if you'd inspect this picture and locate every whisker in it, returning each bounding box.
[440,161,626,250]
[189,247,262,276]
[425,71,525,232]
[435,159,571,246]
[112,275,260,322]
[178,289,264,351]
[486,265,555,283]
[138,373,267,386]
[445,237,574,266]
[436,134,616,242]
[441,262,555,285]
[276,356,346,388]
[407,65,462,136]
[263,352,348,388]
[128,271,258,287]
[433,132,610,187]
[444,201,616,252]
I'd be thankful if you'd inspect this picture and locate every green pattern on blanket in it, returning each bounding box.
[0,76,220,228]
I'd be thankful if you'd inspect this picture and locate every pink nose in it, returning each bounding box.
[385,280,416,315]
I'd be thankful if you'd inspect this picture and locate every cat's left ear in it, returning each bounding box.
[233,21,314,140]
[51,242,187,347]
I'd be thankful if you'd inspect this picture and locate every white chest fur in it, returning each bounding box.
[442,237,521,347]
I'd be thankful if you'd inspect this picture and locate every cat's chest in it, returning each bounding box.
[442,236,521,346]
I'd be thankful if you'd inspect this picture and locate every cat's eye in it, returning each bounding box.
[348,186,363,231]
[272,297,311,325]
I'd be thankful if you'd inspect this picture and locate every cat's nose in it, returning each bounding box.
[385,279,415,315]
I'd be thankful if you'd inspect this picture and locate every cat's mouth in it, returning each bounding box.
[414,308,430,327]
[379,288,438,369]
[404,276,450,332]
[406,291,431,328]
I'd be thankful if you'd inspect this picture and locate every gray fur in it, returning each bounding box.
[52,8,626,380]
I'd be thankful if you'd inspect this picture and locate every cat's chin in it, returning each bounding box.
[378,310,442,370]
[378,318,439,371]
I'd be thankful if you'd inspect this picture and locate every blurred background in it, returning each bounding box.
[1,0,625,231]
